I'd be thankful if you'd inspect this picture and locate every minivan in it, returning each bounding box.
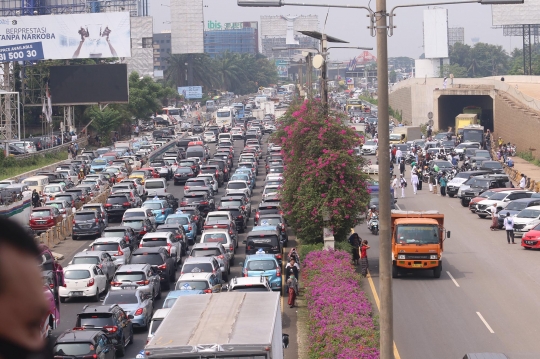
[144,178,167,196]
[22,175,49,193]
[185,145,206,163]
[245,229,283,261]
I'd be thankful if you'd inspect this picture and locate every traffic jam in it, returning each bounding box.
[37,113,288,358]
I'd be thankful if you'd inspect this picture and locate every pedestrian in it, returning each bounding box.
[490,203,499,230]
[439,174,447,197]
[519,174,526,189]
[399,159,405,176]
[360,240,370,277]
[287,274,299,308]
[396,147,403,164]
[411,171,419,195]
[503,212,515,244]
[443,77,448,89]
[391,146,396,163]
[348,233,361,265]
[285,258,300,280]
[134,125,139,137]
[392,174,399,198]
[31,189,40,208]
[400,174,406,198]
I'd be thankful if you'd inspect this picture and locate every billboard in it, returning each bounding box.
[492,0,539,26]
[49,64,129,105]
[178,86,203,99]
[423,8,448,59]
[0,12,131,60]
[171,0,204,54]
[275,59,288,78]
[346,78,354,85]
[206,21,258,31]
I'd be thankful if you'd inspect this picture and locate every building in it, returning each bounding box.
[260,15,319,60]
[126,16,154,77]
[448,27,465,47]
[154,32,172,73]
[203,21,258,58]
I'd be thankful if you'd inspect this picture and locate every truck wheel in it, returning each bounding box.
[433,264,442,278]
[392,263,398,278]
[460,199,469,207]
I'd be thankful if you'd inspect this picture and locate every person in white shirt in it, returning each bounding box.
[411,171,419,195]
[503,212,515,244]
[519,174,526,189]
[399,174,406,198]
[395,148,402,164]
[489,203,498,230]
[392,175,399,198]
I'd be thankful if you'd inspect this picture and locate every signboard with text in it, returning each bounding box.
[178,86,203,99]
[0,42,44,62]
[206,21,258,31]
[275,59,288,78]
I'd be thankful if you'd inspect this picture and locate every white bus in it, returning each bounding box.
[216,107,233,128]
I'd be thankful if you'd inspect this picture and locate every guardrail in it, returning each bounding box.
[13,137,88,160]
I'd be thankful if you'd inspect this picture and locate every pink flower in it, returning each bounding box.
[321,193,327,198]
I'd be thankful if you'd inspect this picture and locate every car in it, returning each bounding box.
[197,173,219,192]
[241,253,282,291]
[164,213,198,245]
[174,272,223,293]
[230,172,254,190]
[72,210,105,240]
[115,188,143,208]
[259,213,288,246]
[161,289,205,309]
[226,276,272,292]
[110,263,162,300]
[173,167,196,185]
[184,178,215,196]
[203,131,217,143]
[75,304,134,356]
[199,230,236,263]
[429,160,453,172]
[140,232,181,266]
[468,188,521,212]
[59,263,108,302]
[102,285,154,330]
[254,203,282,225]
[82,203,109,227]
[123,208,156,227]
[29,206,63,232]
[446,170,491,198]
[43,184,65,200]
[200,165,224,185]
[479,160,504,174]
[53,328,118,359]
[216,203,247,233]
[152,193,179,212]
[69,250,116,281]
[457,175,511,207]
[156,224,188,255]
[181,256,226,282]
[221,194,251,217]
[142,199,173,225]
[361,140,378,155]
[475,191,533,218]
[89,237,132,267]
[104,193,132,218]
[262,185,279,201]
[180,191,215,216]
[497,198,540,228]
[245,228,283,261]
[102,226,139,249]
[225,180,251,197]
[512,205,540,238]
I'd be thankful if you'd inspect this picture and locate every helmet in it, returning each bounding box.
[371,205,376,210]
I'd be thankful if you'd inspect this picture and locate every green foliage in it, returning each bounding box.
[359,95,378,106]
[122,72,177,120]
[389,70,397,83]
[86,106,122,145]
[448,42,510,77]
[518,151,540,167]
[298,241,352,260]
[0,151,66,180]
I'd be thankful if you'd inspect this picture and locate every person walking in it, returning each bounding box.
[519,174,527,189]
[400,174,406,198]
[285,258,300,281]
[399,159,406,176]
[348,233,361,265]
[396,147,403,164]
[392,174,399,199]
[287,274,299,308]
[503,212,515,244]
[411,171,419,195]
[360,240,370,277]
[431,173,438,195]
[490,203,499,230]
[31,189,40,208]
[439,173,448,197]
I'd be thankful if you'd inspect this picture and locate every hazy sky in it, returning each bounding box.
[149,0,519,61]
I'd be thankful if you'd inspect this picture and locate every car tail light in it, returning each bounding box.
[103,326,118,333]
[111,281,121,287]
[255,213,260,219]
[123,202,131,207]
[184,186,189,190]
[217,255,224,259]
[141,227,147,235]
[194,216,199,221]
[105,203,112,208]
[204,289,212,293]
[166,243,172,254]
[241,206,245,210]
[161,209,165,214]
[157,263,167,270]
[281,223,285,230]
[49,283,54,289]
[124,235,130,243]
[275,254,282,260]
[114,246,124,257]
[62,282,67,287]
[200,201,209,205]
[229,244,234,251]
[188,225,192,231]
[87,278,95,287]
[243,267,248,277]
[276,266,281,277]
[95,218,99,224]
[72,219,76,224]
[134,308,144,316]
[136,280,150,285]
[237,215,243,219]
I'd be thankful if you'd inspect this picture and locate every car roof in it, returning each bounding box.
[57,328,103,342]
[177,272,213,280]
[201,228,229,235]
[192,242,223,249]
[184,256,215,263]
[523,205,540,210]
[208,211,231,216]
[247,230,279,236]
[252,225,279,232]
[142,232,170,238]
[133,247,164,254]
[104,226,131,231]
[508,197,540,203]
[116,264,149,271]
[74,210,96,215]
[73,250,108,258]
[64,263,96,270]
[245,253,278,261]
[93,237,123,243]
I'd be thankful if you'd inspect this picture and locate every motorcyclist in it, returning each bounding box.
[367,206,379,230]
[78,168,85,182]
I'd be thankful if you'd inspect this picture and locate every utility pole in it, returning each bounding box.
[376,0,393,358]
[307,53,313,98]
[321,33,328,107]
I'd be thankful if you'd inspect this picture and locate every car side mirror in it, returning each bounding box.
[238,261,243,267]
[446,231,451,238]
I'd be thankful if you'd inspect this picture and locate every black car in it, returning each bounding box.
[207,159,229,181]
[193,124,205,134]
[156,224,188,255]
[173,167,196,185]
[56,192,81,208]
[245,229,283,258]
[131,247,176,290]
[200,165,224,186]
[217,205,247,233]
[207,126,220,136]
[446,170,490,197]
[105,193,132,218]
[76,304,134,356]
[479,161,504,174]
[72,210,104,240]
[458,175,511,206]
[180,191,214,216]
[154,193,179,212]
[259,213,288,246]
[65,188,89,204]
[102,225,139,249]
[176,206,204,233]
[54,328,117,359]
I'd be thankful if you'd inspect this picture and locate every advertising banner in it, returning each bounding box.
[0,12,131,60]
[346,77,354,85]
[178,86,203,99]
[275,59,288,78]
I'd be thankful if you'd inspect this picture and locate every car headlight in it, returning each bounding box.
[430,255,438,260]
[397,255,405,259]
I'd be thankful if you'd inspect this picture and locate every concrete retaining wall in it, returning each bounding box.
[388,87,412,124]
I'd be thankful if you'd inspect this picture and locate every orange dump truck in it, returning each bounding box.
[391,210,450,278]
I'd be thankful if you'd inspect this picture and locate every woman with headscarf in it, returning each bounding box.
[348,233,361,265]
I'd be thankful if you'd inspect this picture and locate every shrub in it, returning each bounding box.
[303,250,379,359]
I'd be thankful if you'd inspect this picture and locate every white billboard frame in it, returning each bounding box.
[171,0,204,54]
[423,8,449,59]
[0,12,131,60]
[492,0,540,26]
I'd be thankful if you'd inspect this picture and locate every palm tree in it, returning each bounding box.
[214,52,247,91]
[166,54,218,89]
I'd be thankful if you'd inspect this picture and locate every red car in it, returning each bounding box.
[521,223,540,249]
[29,206,63,231]
[140,167,160,178]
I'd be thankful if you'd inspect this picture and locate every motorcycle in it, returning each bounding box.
[369,215,379,235]
[404,153,416,165]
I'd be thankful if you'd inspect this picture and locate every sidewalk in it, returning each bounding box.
[490,145,540,192]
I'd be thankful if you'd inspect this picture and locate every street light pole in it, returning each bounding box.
[307,53,313,98]
[321,33,328,107]
[375,0,393,358]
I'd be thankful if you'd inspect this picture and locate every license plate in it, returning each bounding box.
[464,197,471,200]
[114,205,122,208]
[37,221,46,224]
[411,264,423,268]
[70,291,83,296]
[525,241,534,245]
[516,229,524,232]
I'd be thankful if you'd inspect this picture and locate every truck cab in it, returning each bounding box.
[391,211,450,278]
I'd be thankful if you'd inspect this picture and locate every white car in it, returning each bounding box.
[57,169,79,185]
[513,205,540,237]
[120,178,146,197]
[43,184,65,200]
[262,185,279,201]
[140,232,181,265]
[59,263,108,302]
[265,173,283,183]
[205,211,234,225]
[69,250,116,281]
[197,173,219,192]
[148,308,171,343]
[123,208,156,227]
[89,237,132,267]
[225,180,251,197]
[361,140,378,155]
[203,131,216,143]
[475,191,533,218]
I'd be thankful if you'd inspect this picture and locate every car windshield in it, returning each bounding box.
[517,209,540,218]
[259,217,280,226]
[176,168,192,173]
[483,162,502,169]
[364,141,376,146]
[150,318,164,334]
[489,193,508,200]
[221,200,242,207]
[44,187,61,193]
[122,220,144,229]
[165,216,189,225]
[141,237,168,247]
[103,292,139,305]
[75,213,95,221]
[396,224,439,244]
[114,272,145,281]
[123,211,145,218]
[191,248,221,257]
[78,314,114,328]
[146,181,164,189]
[31,210,51,217]
[247,235,279,247]
[91,159,107,166]
[131,253,164,265]
[142,202,162,210]
[247,260,276,271]
[201,233,227,244]
[131,171,147,177]
[92,243,118,251]
[182,263,213,272]
[72,257,99,265]
[175,280,209,290]
[506,202,529,211]
[54,344,93,356]
[228,183,246,189]
[207,215,229,222]
[64,270,91,279]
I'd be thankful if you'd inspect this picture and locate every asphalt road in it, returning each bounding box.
[51,126,298,358]
[357,164,540,359]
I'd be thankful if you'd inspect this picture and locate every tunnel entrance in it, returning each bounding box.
[437,95,493,132]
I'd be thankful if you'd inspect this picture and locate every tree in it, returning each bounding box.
[272,100,371,243]
[87,106,122,144]
[389,70,397,83]
[122,72,177,120]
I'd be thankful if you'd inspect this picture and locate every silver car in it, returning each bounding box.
[110,264,162,301]
[70,250,116,281]
[102,285,154,329]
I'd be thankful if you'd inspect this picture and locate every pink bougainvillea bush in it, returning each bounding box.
[303,249,379,359]
[271,99,371,243]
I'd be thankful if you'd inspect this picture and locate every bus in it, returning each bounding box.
[216,107,233,128]
[346,99,363,112]
[161,107,183,123]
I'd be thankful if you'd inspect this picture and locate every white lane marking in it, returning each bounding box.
[395,203,401,210]
[476,312,495,333]
[446,271,460,287]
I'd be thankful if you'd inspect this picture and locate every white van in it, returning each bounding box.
[22,175,49,193]
[144,178,167,196]
[218,133,232,143]
[148,308,171,343]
